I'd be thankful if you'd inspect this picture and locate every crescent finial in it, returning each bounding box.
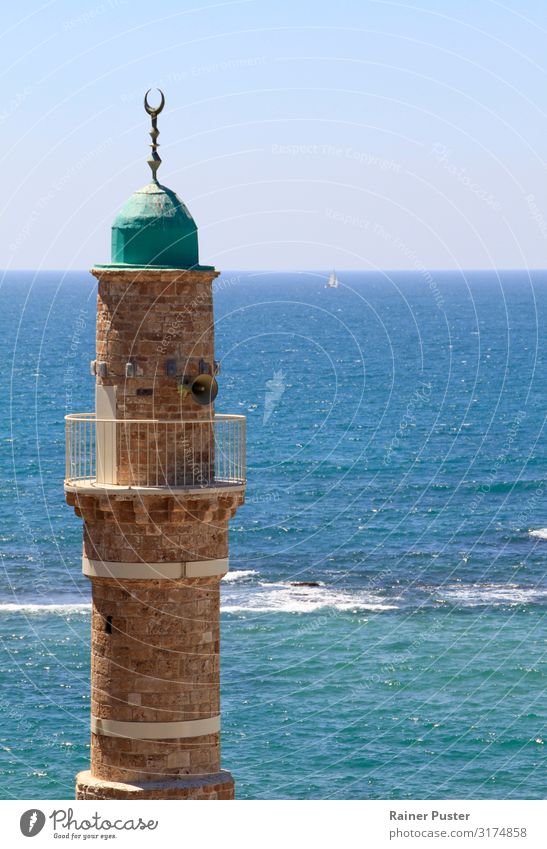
[144,89,165,182]
[144,88,165,117]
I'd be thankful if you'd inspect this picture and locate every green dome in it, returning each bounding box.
[111,181,199,268]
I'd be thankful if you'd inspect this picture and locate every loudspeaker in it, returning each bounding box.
[180,374,218,406]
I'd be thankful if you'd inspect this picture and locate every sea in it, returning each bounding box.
[0,269,545,800]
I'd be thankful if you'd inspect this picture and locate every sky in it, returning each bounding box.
[3,0,547,271]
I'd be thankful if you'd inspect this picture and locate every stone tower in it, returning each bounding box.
[65,91,245,800]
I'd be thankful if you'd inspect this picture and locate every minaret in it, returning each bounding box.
[65,91,245,800]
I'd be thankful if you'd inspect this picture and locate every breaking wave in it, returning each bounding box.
[222,570,259,582]
[0,602,91,614]
[436,583,546,607]
[221,580,398,614]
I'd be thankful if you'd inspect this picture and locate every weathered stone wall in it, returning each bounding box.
[93,268,219,486]
[93,268,219,421]
[90,576,221,782]
[114,419,216,487]
[66,267,243,801]
[66,480,243,796]
[76,769,235,800]
[79,493,234,564]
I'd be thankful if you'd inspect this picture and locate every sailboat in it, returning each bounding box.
[326,269,339,288]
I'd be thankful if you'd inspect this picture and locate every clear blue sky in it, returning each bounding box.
[3,0,547,270]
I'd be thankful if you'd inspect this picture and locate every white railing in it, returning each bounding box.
[65,413,246,488]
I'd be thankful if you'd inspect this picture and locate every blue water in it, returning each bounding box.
[0,269,545,799]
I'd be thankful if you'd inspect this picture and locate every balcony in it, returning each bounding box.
[65,413,245,492]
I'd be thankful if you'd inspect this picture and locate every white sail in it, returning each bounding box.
[326,270,339,288]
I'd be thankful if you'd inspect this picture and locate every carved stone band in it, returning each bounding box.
[91,715,221,739]
[82,557,229,580]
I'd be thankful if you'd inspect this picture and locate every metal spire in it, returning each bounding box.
[144,88,165,183]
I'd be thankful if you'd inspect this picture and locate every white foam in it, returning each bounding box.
[221,581,397,614]
[0,603,91,614]
[438,584,546,607]
[222,570,259,583]
[530,528,547,540]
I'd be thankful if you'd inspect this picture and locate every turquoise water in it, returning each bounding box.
[0,270,545,799]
